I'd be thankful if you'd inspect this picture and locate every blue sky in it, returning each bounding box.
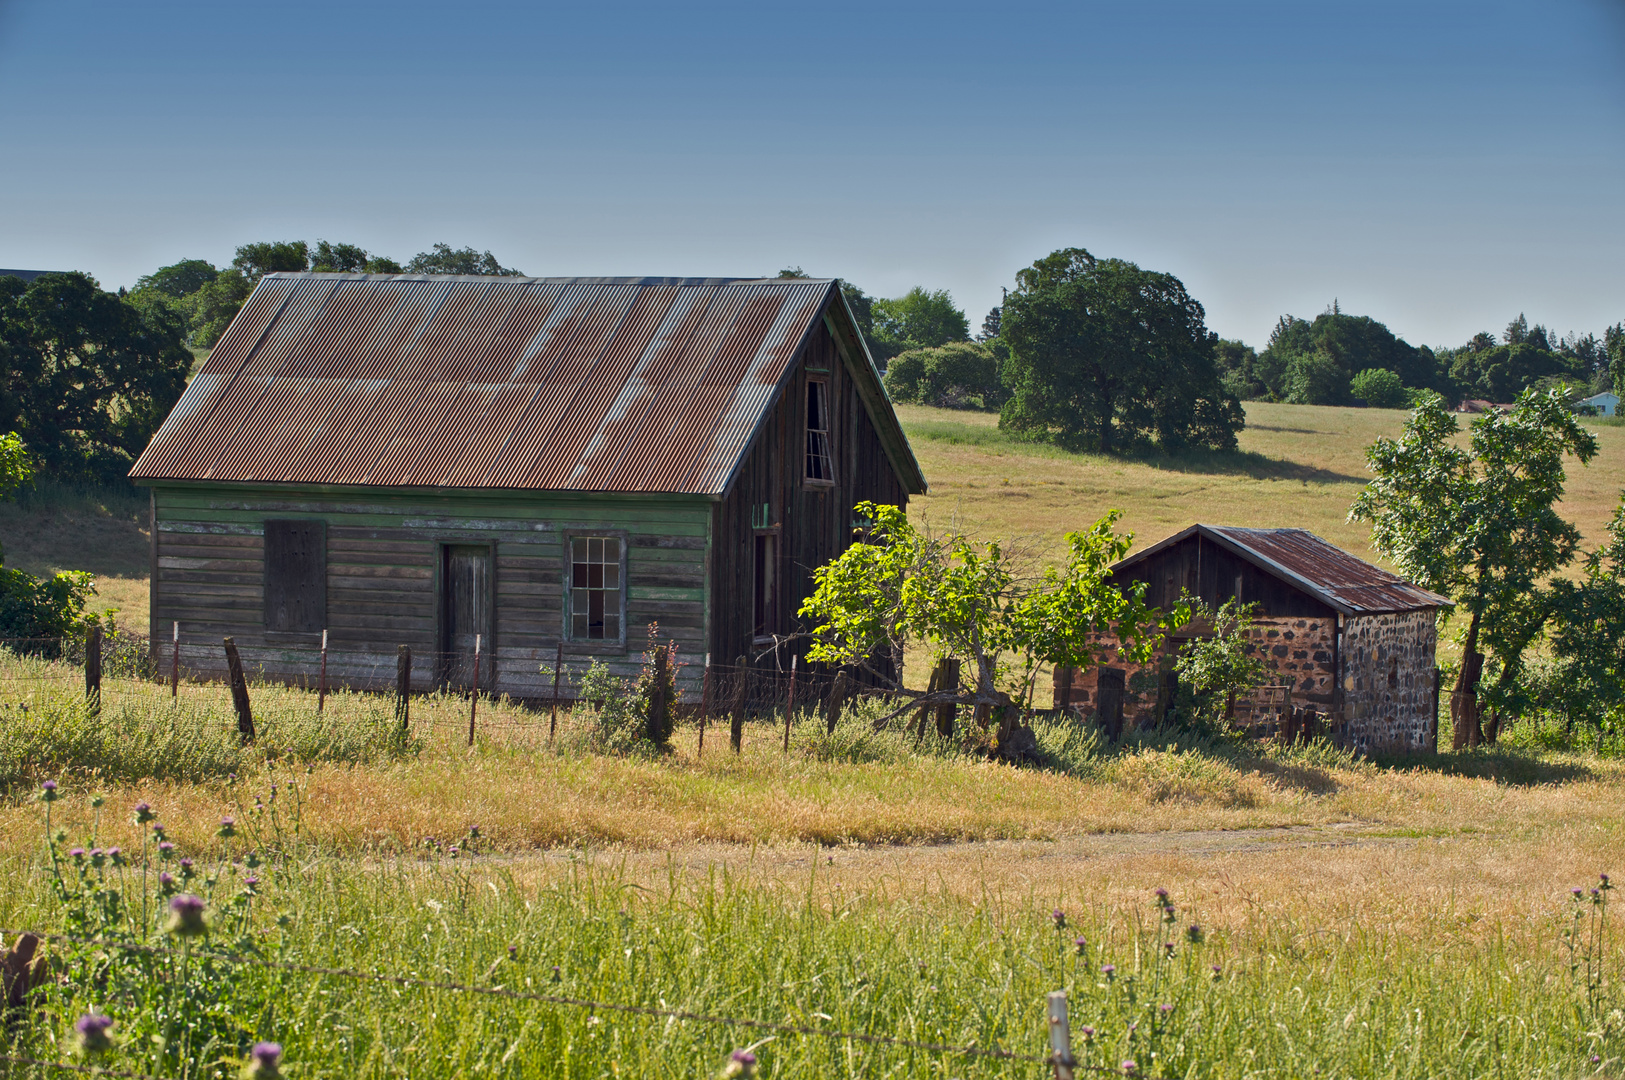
[1,0,1621,350]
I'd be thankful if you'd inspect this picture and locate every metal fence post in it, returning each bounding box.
[549,642,563,745]
[697,653,712,759]
[730,655,747,753]
[170,621,180,698]
[468,634,480,747]
[317,628,329,713]
[1046,990,1075,1080]
[782,655,797,753]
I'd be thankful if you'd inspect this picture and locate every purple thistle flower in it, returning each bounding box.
[244,875,260,891]
[1159,1003,1173,1015]
[246,1041,282,1079]
[1074,936,1088,956]
[508,944,517,961]
[1602,874,1611,886]
[74,1013,113,1055]
[158,841,175,856]
[1164,942,1176,956]
[469,825,481,838]
[1187,923,1204,943]
[1594,888,1603,899]
[39,780,58,803]
[217,816,236,839]
[1575,887,1585,898]
[41,779,57,791]
[723,1048,758,1078]
[133,802,154,824]
[165,893,207,938]
[1153,887,1168,901]
[1051,908,1067,930]
[1122,1061,1138,1074]
[1102,964,1116,978]
[1080,1026,1096,1039]
[1212,964,1223,979]
[158,871,174,888]
[69,847,86,859]
[1592,1055,1602,1064]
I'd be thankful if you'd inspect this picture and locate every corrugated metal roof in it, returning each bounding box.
[130,273,925,496]
[1116,523,1452,614]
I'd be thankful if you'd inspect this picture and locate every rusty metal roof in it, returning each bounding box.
[1116,523,1452,614]
[130,273,926,496]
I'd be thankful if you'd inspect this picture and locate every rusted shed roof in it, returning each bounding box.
[1115,524,1452,615]
[130,273,926,496]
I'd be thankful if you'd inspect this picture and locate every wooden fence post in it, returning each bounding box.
[730,655,747,753]
[824,669,848,734]
[549,642,563,745]
[1046,990,1075,1080]
[698,653,712,759]
[395,645,412,731]
[934,658,960,739]
[222,637,255,744]
[782,655,797,753]
[650,644,671,745]
[317,628,329,713]
[170,621,180,698]
[468,634,480,747]
[84,623,101,716]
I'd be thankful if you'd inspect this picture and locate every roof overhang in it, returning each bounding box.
[1111,523,1453,616]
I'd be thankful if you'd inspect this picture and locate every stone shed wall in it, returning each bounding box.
[1055,614,1338,730]
[1338,610,1438,754]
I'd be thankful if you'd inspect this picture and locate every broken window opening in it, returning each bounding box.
[805,379,834,484]
[570,536,623,642]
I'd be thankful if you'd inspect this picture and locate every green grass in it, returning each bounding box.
[0,795,1617,1079]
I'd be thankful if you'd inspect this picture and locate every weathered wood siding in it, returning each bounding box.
[149,484,710,696]
[711,315,909,671]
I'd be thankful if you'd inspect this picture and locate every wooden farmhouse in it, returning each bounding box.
[1054,524,1451,754]
[129,273,927,697]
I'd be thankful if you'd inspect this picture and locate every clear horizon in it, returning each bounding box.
[1,0,1621,352]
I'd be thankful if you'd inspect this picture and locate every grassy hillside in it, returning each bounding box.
[2,400,1623,637]
[900,400,1625,568]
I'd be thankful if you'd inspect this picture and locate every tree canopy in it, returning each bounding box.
[406,244,522,276]
[1250,308,1441,405]
[869,287,970,361]
[1350,389,1597,745]
[882,341,1006,410]
[0,272,191,482]
[998,247,1243,454]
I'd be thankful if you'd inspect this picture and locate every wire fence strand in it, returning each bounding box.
[0,927,1097,1071]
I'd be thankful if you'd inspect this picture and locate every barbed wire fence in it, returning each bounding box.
[0,629,1017,756]
[0,924,1115,1080]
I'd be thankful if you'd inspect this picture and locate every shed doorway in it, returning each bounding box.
[440,544,493,687]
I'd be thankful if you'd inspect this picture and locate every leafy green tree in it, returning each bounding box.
[1213,338,1262,399]
[406,244,522,276]
[1173,599,1267,728]
[978,305,1002,342]
[131,259,219,300]
[800,503,1181,753]
[883,341,1006,410]
[186,270,254,348]
[232,241,310,283]
[310,241,370,273]
[1350,389,1598,746]
[1544,500,1625,727]
[0,273,192,482]
[1447,343,1580,402]
[870,287,969,359]
[1255,309,1440,403]
[998,247,1243,454]
[1350,368,1409,408]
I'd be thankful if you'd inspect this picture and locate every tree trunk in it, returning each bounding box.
[1450,610,1484,750]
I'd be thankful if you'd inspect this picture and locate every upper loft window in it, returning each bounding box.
[264,519,326,633]
[570,535,623,642]
[805,378,834,485]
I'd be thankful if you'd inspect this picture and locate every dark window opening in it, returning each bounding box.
[264,519,325,633]
[805,379,834,484]
[753,533,777,639]
[570,536,622,641]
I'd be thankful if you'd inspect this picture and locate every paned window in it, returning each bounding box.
[264,520,326,633]
[570,536,622,641]
[805,379,834,484]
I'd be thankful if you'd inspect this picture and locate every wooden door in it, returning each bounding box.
[1098,667,1125,740]
[440,545,492,686]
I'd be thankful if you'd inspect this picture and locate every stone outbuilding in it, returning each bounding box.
[1053,524,1451,754]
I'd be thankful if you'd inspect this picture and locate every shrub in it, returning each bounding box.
[0,566,95,639]
[1350,367,1410,408]
[883,341,1006,410]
